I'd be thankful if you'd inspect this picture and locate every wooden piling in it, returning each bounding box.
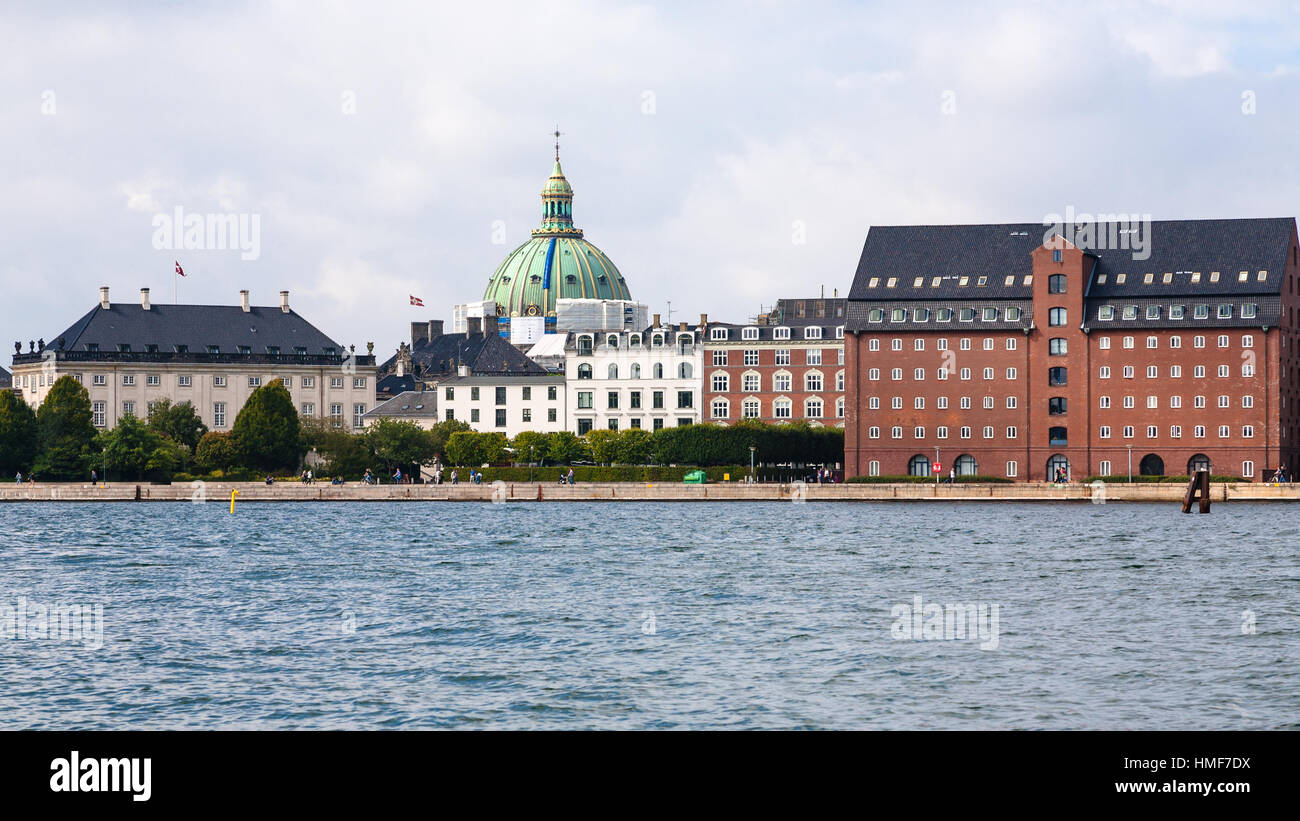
[1182,469,1211,513]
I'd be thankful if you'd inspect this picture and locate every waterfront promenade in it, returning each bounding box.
[0,480,1295,502]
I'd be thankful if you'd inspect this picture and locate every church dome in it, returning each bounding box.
[483,140,631,318]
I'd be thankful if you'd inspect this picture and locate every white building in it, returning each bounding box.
[435,373,567,438]
[565,318,703,433]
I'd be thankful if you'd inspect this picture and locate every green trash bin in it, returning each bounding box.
[683,470,706,484]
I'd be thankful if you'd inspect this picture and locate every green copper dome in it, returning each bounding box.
[483,145,631,318]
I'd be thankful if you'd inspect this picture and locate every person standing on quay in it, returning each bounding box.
[567,467,575,485]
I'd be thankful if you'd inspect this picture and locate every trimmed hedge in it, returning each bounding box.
[466,465,819,483]
[1084,474,1243,483]
[847,475,1015,484]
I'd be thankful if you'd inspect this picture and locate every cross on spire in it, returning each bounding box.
[553,125,563,161]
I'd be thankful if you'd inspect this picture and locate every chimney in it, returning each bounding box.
[679,321,687,331]
[411,322,429,346]
[140,288,151,311]
[699,313,707,327]
[457,364,469,377]
[833,288,838,298]
[279,290,290,313]
[396,359,405,377]
[427,319,444,341]
[240,290,251,312]
[99,286,110,310]
[653,313,661,328]
[483,315,499,337]
[467,317,482,335]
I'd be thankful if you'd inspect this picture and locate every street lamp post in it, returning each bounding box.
[529,445,535,483]
[749,446,756,484]
[1127,445,1133,483]
[934,447,940,485]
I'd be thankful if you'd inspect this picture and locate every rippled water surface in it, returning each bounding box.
[0,501,1296,729]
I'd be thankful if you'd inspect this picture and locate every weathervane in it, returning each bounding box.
[553,125,563,160]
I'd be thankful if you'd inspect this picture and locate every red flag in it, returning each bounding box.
[175,261,185,277]
[409,295,424,307]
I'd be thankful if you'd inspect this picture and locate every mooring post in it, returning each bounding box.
[1183,469,1211,513]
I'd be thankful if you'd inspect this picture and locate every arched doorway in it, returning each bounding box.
[1046,454,1070,482]
[1139,454,1165,476]
[907,454,931,477]
[955,454,978,476]
[1187,454,1211,474]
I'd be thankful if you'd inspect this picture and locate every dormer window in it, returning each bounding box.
[959,308,975,322]
[323,347,337,356]
[710,327,728,340]
[912,309,929,322]
[238,345,251,355]
[144,344,158,353]
[1146,305,1161,319]
[266,346,280,355]
[867,309,884,322]
[936,308,953,322]
[741,326,759,340]
[1122,306,1138,320]
[982,307,998,321]
[172,344,186,354]
[1006,307,1022,321]
[773,326,791,340]
[652,334,663,347]
[207,345,220,354]
[835,325,845,338]
[804,326,822,339]
[607,335,618,348]
[85,343,99,352]
[117,344,131,353]
[628,334,641,347]
[1098,305,1115,321]
[890,309,906,322]
[294,346,306,356]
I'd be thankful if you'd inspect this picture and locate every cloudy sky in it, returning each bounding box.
[2,0,1297,358]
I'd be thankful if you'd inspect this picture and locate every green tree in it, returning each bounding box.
[585,429,620,465]
[230,379,301,471]
[613,428,653,465]
[0,390,38,475]
[367,418,437,473]
[99,413,183,480]
[301,417,372,478]
[445,431,507,466]
[427,418,471,457]
[195,431,237,473]
[32,375,98,479]
[147,398,208,452]
[544,431,588,465]
[510,431,550,464]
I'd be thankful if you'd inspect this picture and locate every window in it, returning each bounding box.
[122,374,135,386]
[607,391,619,409]
[1048,307,1067,326]
[577,392,593,409]
[301,403,315,417]
[1123,426,1134,439]
[916,368,927,381]
[608,363,619,379]
[330,403,343,426]
[712,373,729,392]
[774,372,792,392]
[578,419,593,435]
[774,398,792,418]
[743,372,761,392]
[937,426,948,439]
[577,363,592,380]
[1049,396,1067,415]
[548,386,558,401]
[471,387,480,401]
[741,326,759,340]
[1170,425,1181,438]
[806,398,823,418]
[653,364,664,379]
[1100,426,1111,439]
[653,391,664,409]
[92,374,107,386]
[92,401,106,427]
[496,387,507,405]
[1048,367,1067,386]
[630,390,642,409]
[743,398,760,418]
[960,426,971,439]
[805,373,823,391]
[1123,366,1135,378]
[678,362,693,379]
[713,350,727,366]
[630,364,641,379]
[1049,274,1066,293]
[495,408,507,428]
[1099,366,1111,379]
[1098,305,1115,321]
[711,327,728,340]
[1049,338,1067,355]
[711,398,728,419]
[522,408,532,423]
[353,404,366,428]
[773,327,791,340]
[144,374,160,387]
[806,349,822,365]
[214,402,227,428]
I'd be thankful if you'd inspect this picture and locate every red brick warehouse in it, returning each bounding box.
[843,218,1300,481]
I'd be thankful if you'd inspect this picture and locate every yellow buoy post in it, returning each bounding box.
[230,489,239,513]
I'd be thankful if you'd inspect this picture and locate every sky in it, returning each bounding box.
[2,0,1298,360]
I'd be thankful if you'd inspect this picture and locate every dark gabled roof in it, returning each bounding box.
[45,303,345,354]
[849,218,1297,301]
[376,373,417,396]
[380,332,547,377]
[363,391,438,419]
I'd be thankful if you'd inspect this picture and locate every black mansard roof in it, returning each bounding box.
[847,218,1297,331]
[14,302,369,366]
[849,218,1296,300]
